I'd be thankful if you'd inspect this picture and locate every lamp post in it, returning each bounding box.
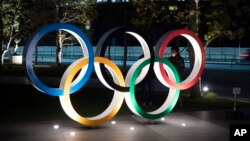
[189,0,199,33]
[85,19,92,43]
[122,4,128,72]
[195,0,199,33]
[188,0,202,97]
[13,38,20,55]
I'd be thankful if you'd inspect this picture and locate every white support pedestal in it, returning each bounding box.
[10,55,22,64]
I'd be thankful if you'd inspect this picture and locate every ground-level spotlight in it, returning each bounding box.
[181,123,186,127]
[70,131,76,136]
[111,121,116,125]
[53,124,59,129]
[160,117,165,121]
[203,86,209,92]
[130,127,135,131]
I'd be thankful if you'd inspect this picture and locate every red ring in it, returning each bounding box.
[158,29,205,89]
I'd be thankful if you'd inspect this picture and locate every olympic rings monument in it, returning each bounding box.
[23,23,205,127]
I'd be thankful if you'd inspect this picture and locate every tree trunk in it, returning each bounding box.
[0,49,7,66]
[122,33,128,73]
[56,30,63,66]
[1,37,13,66]
[0,3,3,52]
[188,0,201,98]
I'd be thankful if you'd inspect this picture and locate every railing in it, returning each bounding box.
[5,46,250,64]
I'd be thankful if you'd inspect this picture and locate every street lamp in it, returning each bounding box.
[13,38,21,55]
[85,20,91,30]
[203,86,209,92]
[169,5,178,11]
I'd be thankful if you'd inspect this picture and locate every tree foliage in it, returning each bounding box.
[132,0,250,42]
[22,0,98,35]
[201,0,250,41]
[131,0,189,42]
[0,0,23,65]
[0,0,22,50]
[21,0,98,65]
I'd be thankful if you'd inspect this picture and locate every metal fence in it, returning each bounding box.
[6,46,250,64]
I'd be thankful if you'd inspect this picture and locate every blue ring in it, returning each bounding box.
[23,23,94,96]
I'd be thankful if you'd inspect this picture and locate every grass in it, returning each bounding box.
[175,92,250,112]
[136,91,250,112]
[0,63,68,76]
[0,63,26,76]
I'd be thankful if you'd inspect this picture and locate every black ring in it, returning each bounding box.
[95,26,155,92]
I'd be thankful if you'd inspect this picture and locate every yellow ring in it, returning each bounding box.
[59,57,125,126]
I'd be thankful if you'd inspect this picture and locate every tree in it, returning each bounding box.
[131,0,250,98]
[131,0,189,42]
[0,0,22,66]
[201,0,250,47]
[188,0,250,98]
[23,0,97,66]
[53,0,97,66]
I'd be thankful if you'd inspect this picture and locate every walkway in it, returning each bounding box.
[1,109,250,141]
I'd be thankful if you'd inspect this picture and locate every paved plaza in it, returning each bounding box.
[1,109,250,141]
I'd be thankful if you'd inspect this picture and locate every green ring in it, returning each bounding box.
[129,57,180,119]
